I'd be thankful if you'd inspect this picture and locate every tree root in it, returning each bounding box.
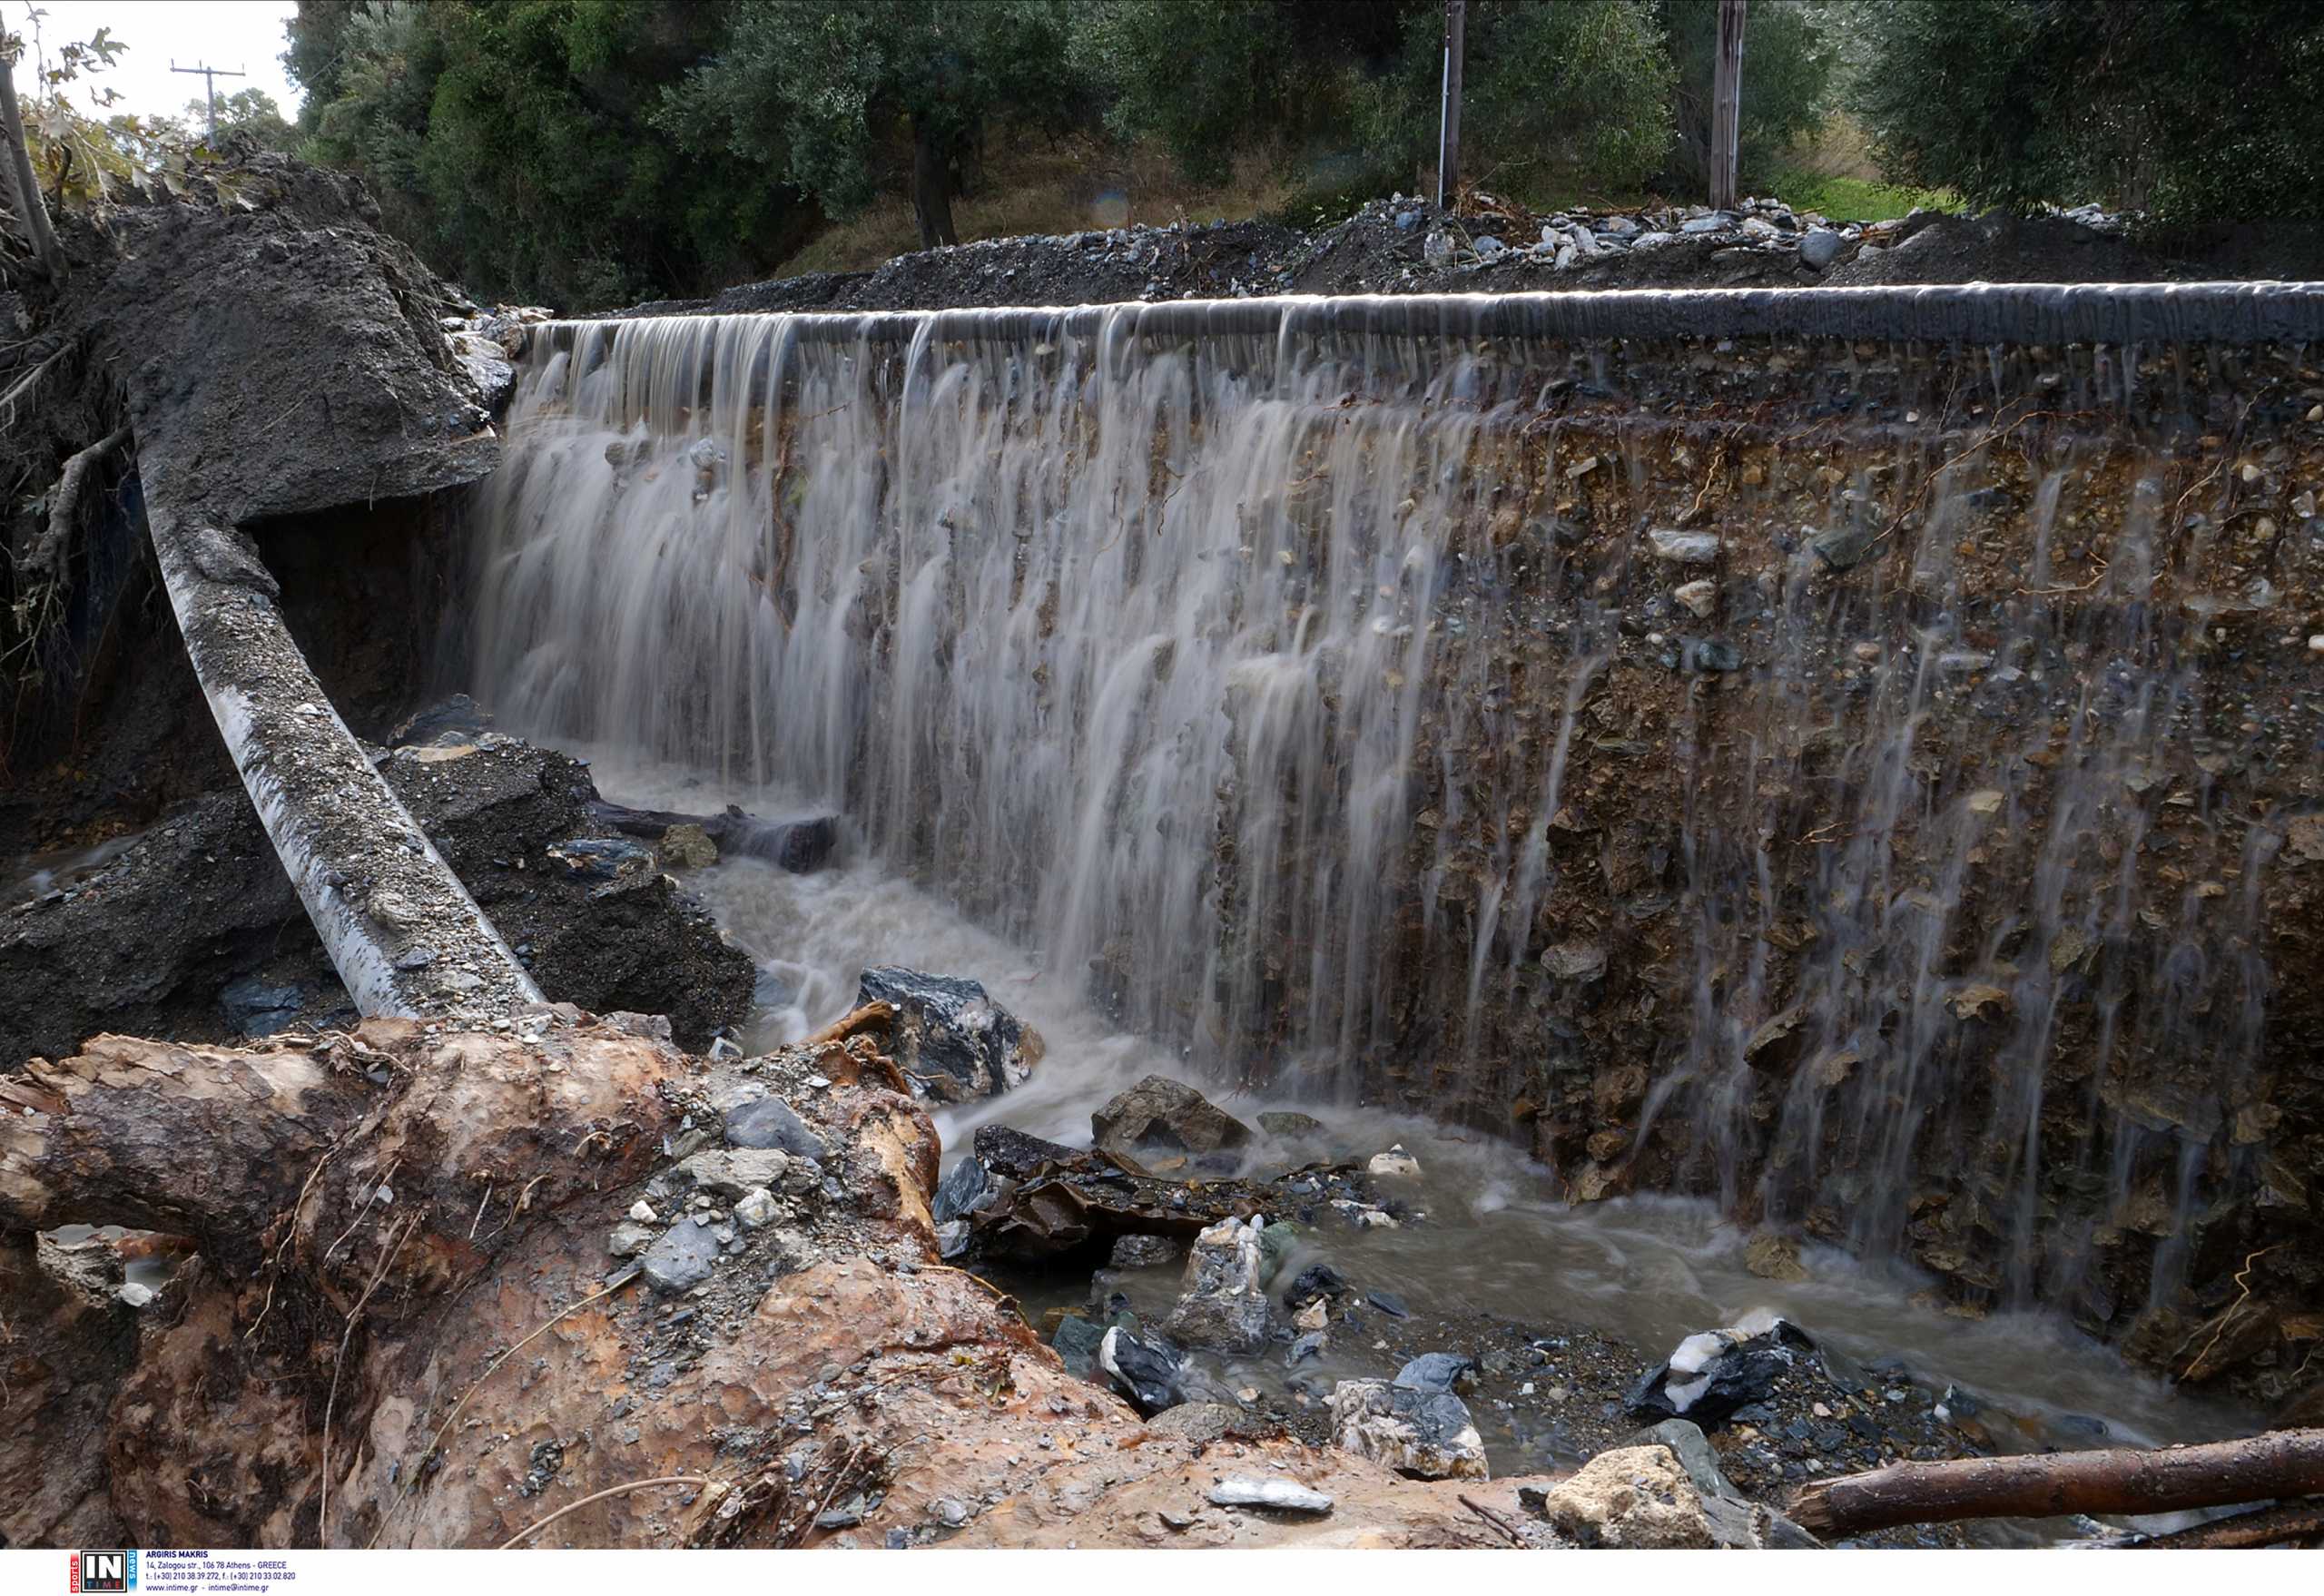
[20,423,130,583]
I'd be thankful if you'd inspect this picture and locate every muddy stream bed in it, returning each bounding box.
[566,750,2257,1544]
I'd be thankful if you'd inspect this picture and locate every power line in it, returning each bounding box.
[169,59,245,140]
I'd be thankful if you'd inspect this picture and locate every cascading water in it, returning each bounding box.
[462,291,2320,1371]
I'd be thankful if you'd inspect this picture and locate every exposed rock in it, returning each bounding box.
[1287,1264,1350,1304]
[1799,228,1847,271]
[1648,528,1722,564]
[733,1188,778,1229]
[1672,578,1718,618]
[640,1217,721,1294]
[677,1148,790,1199]
[931,1149,1004,1227]
[1207,1478,1332,1513]
[1327,1380,1488,1481]
[657,823,718,869]
[1393,1353,1480,1394]
[1094,1073,1253,1161]
[608,1222,655,1258]
[1627,1314,1813,1428]
[1744,1231,1808,1282]
[1257,1109,1328,1140]
[1531,1444,1716,1548]
[1368,1145,1423,1177]
[1109,1233,1184,1269]
[1099,1325,1190,1416]
[724,1096,829,1159]
[855,966,1040,1103]
[1163,1216,1272,1353]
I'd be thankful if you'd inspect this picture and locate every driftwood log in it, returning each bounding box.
[1790,1428,2324,1538]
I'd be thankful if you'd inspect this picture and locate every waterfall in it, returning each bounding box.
[463,291,2319,1319]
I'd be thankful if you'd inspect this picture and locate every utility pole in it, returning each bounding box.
[1709,0,1748,211]
[171,59,245,139]
[1436,0,1464,211]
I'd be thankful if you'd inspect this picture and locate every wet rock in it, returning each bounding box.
[657,823,718,869]
[1744,1231,1808,1282]
[1672,578,1718,618]
[724,1097,829,1159]
[1094,1074,1253,1161]
[1627,1313,1813,1428]
[1367,1145,1422,1178]
[1327,1380,1488,1480]
[1256,1110,1327,1140]
[1648,528,1721,564]
[1098,1325,1189,1416]
[1294,1298,1329,1332]
[1109,1233,1183,1269]
[218,977,304,1037]
[856,967,1040,1103]
[1743,1003,1809,1070]
[1393,1353,1479,1394]
[1688,638,1741,674]
[1808,522,1881,571]
[1366,1288,1412,1318]
[608,1222,655,1258]
[1288,1331,1327,1364]
[931,1148,1004,1227]
[1051,1314,1107,1378]
[733,1188,778,1229]
[1207,1478,1331,1513]
[1163,1216,1271,1353]
[948,1123,1295,1261]
[1620,1420,1820,1548]
[1287,1264,1350,1304]
[640,1218,720,1294]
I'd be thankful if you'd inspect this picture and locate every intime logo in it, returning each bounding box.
[70,1550,137,1593]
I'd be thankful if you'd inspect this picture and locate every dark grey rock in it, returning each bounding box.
[1108,1232,1183,1269]
[1366,1288,1412,1318]
[1256,1109,1327,1140]
[1799,227,1846,271]
[724,1097,829,1158]
[1052,1314,1106,1377]
[1626,1316,1814,1428]
[1393,1352,1480,1394]
[1098,1325,1188,1416]
[640,1218,720,1294]
[1286,1264,1349,1304]
[857,966,1039,1103]
[1809,522,1882,571]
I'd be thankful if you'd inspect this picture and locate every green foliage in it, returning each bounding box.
[1657,0,1834,192]
[664,0,1082,240]
[1355,0,1678,200]
[1850,0,2324,222]
[1073,0,1294,185]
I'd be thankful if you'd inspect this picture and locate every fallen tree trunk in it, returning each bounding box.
[2130,1499,2324,1549]
[1790,1428,2324,1538]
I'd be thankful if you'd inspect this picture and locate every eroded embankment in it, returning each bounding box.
[471,296,2324,1416]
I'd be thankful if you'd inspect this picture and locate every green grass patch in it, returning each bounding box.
[1759,166,1963,223]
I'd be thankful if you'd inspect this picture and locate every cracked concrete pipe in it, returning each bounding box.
[146,504,540,1019]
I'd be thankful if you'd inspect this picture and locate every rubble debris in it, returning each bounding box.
[1327,1380,1490,1481]
[1627,1313,1815,1429]
[1162,1216,1273,1354]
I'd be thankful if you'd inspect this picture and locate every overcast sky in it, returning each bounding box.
[9,1,302,122]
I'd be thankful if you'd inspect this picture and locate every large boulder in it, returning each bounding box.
[1531,1445,1718,1548]
[1161,1216,1272,1354]
[1092,1074,1253,1164]
[854,967,1041,1103]
[1326,1379,1488,1481]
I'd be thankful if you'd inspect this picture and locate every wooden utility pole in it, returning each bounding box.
[1436,0,1464,210]
[171,59,245,139]
[1709,0,1748,211]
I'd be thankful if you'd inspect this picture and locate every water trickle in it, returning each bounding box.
[463,293,2316,1339]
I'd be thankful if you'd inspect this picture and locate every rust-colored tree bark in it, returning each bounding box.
[1791,1429,2324,1538]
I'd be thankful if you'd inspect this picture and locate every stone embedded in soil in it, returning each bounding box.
[607,1222,655,1258]
[855,966,1040,1103]
[1327,1379,1488,1481]
[724,1096,829,1159]
[639,1217,720,1294]
[1093,1073,1253,1161]
[677,1147,790,1198]
[1207,1477,1332,1514]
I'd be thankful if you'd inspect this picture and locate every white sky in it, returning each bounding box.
[8,1,302,122]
